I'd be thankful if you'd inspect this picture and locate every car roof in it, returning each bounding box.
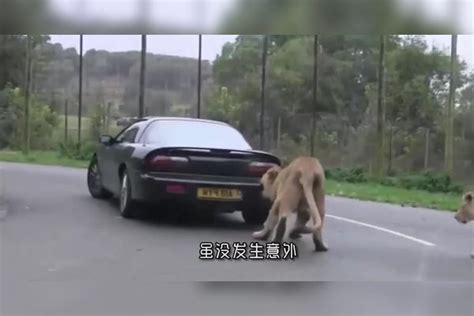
[142,116,231,127]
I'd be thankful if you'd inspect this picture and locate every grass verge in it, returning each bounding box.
[326,179,460,212]
[0,150,89,169]
[0,150,461,211]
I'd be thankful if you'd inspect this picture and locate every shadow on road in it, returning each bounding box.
[95,196,257,232]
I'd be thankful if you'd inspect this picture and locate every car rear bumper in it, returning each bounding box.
[130,171,265,211]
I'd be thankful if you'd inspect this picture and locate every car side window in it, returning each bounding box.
[141,122,159,144]
[117,127,139,143]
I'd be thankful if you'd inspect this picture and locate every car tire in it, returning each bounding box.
[242,199,271,225]
[87,156,113,199]
[119,169,139,219]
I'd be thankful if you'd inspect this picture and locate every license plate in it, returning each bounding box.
[197,187,242,201]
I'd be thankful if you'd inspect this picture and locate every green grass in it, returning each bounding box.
[326,179,460,212]
[0,150,462,211]
[0,150,89,169]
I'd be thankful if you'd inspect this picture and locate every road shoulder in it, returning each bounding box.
[0,164,7,220]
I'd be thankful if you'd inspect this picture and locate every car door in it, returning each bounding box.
[108,125,140,193]
[99,124,139,193]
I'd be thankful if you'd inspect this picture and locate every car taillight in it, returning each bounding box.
[248,162,277,177]
[166,184,186,194]
[145,155,189,171]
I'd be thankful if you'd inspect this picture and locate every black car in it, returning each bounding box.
[87,116,281,224]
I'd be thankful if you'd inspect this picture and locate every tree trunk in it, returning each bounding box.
[310,35,319,157]
[375,35,386,177]
[138,34,147,118]
[277,116,281,150]
[445,35,457,175]
[424,128,430,170]
[269,117,274,150]
[77,34,83,149]
[106,102,112,133]
[31,59,36,95]
[259,35,268,150]
[64,99,68,144]
[197,34,202,118]
[23,35,32,155]
[387,125,393,174]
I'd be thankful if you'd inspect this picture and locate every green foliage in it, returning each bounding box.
[58,141,80,160]
[387,172,463,194]
[58,141,96,161]
[325,167,368,183]
[326,167,464,194]
[89,103,107,141]
[1,33,473,190]
[0,35,51,89]
[0,36,25,88]
[0,85,59,150]
[0,85,20,148]
[13,96,59,150]
[221,0,456,34]
[206,87,240,124]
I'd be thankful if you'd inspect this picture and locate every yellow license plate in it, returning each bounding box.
[197,188,242,201]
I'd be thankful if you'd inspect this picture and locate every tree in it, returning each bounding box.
[197,34,202,118]
[23,35,32,155]
[259,35,268,150]
[78,34,84,148]
[375,35,386,176]
[445,35,457,175]
[0,35,25,89]
[310,35,319,156]
[138,35,147,118]
[207,87,240,123]
[221,0,456,34]
[0,85,20,149]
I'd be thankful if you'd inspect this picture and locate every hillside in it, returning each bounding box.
[32,43,213,118]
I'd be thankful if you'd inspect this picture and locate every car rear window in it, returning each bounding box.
[143,120,252,150]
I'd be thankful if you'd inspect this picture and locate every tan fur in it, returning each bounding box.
[253,156,328,252]
[454,192,474,258]
[454,192,474,224]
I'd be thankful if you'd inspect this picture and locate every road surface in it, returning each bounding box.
[0,162,473,315]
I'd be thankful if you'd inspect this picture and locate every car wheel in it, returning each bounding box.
[242,200,271,225]
[87,156,112,199]
[119,170,138,219]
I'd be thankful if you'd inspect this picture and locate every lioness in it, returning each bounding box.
[252,156,328,252]
[454,192,474,258]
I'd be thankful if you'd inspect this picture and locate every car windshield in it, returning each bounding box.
[143,120,252,150]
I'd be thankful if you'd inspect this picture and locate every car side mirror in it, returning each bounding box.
[99,135,114,145]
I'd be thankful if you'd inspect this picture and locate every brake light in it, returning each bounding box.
[166,184,186,194]
[248,162,277,177]
[145,155,189,171]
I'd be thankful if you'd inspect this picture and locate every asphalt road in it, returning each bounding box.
[0,162,473,315]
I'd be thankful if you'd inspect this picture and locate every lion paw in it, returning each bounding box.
[252,230,270,240]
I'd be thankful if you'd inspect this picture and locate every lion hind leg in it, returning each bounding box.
[252,200,280,240]
[289,209,311,239]
[313,182,329,252]
[270,201,293,243]
[300,174,327,252]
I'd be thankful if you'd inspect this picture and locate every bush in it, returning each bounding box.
[6,89,60,151]
[325,168,464,194]
[58,141,97,161]
[393,172,463,194]
[376,177,400,187]
[325,167,367,183]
